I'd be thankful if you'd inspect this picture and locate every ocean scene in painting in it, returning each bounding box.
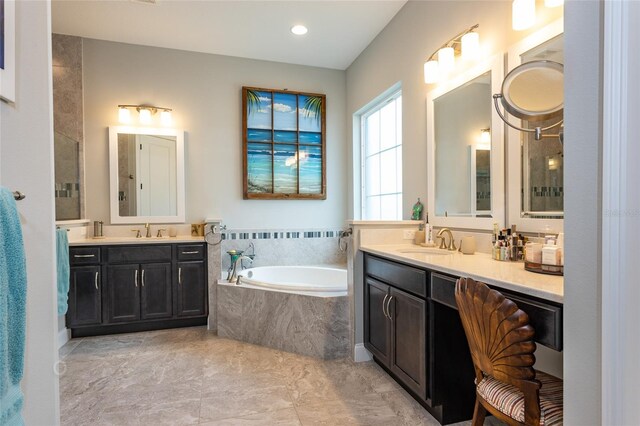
[246,89,323,194]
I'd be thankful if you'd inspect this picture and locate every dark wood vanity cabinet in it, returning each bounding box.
[364,256,428,400]
[363,253,563,425]
[68,265,102,327]
[68,243,208,337]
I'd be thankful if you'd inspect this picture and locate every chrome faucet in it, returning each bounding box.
[144,223,151,238]
[228,255,253,284]
[436,228,457,251]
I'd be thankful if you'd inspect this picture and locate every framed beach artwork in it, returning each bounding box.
[0,0,15,103]
[242,86,326,199]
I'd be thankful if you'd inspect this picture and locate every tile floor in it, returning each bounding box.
[59,327,498,425]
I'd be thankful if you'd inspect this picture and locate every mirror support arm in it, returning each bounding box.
[493,94,564,141]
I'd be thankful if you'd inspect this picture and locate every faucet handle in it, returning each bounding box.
[156,228,167,238]
[131,229,142,238]
[437,236,446,250]
[449,239,457,251]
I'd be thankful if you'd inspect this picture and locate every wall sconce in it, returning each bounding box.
[117,104,173,126]
[423,24,480,84]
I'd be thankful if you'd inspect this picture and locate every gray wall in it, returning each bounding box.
[564,0,603,422]
[345,1,562,220]
[0,1,60,423]
[82,39,347,229]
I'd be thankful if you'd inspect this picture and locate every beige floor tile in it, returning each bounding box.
[294,392,400,425]
[199,407,301,426]
[97,398,201,426]
[200,385,294,422]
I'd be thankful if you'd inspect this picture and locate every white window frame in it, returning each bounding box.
[359,88,402,221]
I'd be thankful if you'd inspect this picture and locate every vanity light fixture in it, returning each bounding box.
[480,128,491,144]
[117,104,173,126]
[512,0,536,31]
[423,24,479,85]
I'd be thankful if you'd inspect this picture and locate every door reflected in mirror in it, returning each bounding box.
[520,34,564,218]
[117,133,177,217]
[109,127,185,224]
[434,71,492,218]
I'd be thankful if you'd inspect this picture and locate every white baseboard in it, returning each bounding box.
[354,343,373,362]
[57,327,70,349]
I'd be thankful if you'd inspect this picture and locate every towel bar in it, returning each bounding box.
[12,191,25,200]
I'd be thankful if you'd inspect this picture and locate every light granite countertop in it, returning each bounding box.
[360,244,563,303]
[69,236,206,246]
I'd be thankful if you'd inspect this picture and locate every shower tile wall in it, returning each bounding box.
[53,34,84,220]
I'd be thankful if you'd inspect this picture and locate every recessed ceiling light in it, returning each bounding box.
[291,25,308,36]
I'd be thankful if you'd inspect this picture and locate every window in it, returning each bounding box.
[361,90,402,220]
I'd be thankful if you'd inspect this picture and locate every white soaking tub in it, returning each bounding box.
[236,266,347,297]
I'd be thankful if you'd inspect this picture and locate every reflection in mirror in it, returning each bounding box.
[117,133,177,217]
[434,72,491,218]
[520,34,563,218]
[109,127,185,224]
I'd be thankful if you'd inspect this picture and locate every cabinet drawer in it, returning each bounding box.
[429,274,563,351]
[70,247,101,265]
[177,244,205,260]
[365,254,427,298]
[501,290,563,351]
[430,273,458,309]
[106,245,172,263]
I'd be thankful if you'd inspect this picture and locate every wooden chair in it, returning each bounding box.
[454,277,563,426]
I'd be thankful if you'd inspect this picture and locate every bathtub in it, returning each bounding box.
[217,265,349,359]
[236,266,347,297]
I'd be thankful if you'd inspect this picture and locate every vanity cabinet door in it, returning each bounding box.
[389,287,427,400]
[364,278,391,366]
[107,264,141,323]
[67,266,102,327]
[140,263,172,320]
[176,261,207,317]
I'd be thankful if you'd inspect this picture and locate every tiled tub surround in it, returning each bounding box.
[208,227,347,335]
[217,282,349,359]
[220,229,346,272]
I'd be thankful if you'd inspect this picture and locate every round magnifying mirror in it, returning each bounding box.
[500,60,563,122]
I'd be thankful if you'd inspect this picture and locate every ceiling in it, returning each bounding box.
[51,0,407,70]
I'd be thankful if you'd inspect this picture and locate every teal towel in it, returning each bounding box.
[56,229,70,315]
[0,187,27,425]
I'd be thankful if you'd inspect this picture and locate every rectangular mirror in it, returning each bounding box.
[109,126,185,224]
[427,56,504,230]
[506,19,564,232]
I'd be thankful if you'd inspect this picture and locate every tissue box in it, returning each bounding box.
[541,246,561,265]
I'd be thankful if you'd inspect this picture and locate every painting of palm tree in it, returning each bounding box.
[243,86,326,199]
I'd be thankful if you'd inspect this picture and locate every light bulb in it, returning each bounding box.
[461,32,480,61]
[424,60,439,84]
[438,47,455,75]
[118,107,131,124]
[544,0,563,7]
[160,110,172,126]
[139,108,152,125]
[291,25,308,35]
[480,129,491,144]
[512,0,536,31]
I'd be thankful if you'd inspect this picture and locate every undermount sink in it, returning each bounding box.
[396,248,453,255]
